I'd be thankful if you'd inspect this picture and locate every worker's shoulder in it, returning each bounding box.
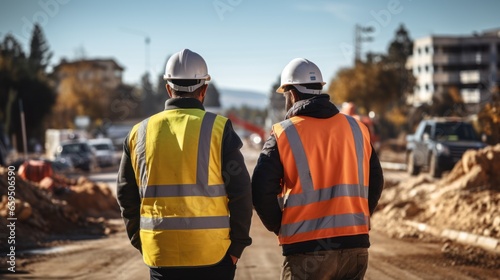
[204,111,228,120]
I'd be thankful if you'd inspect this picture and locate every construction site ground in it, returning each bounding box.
[1,142,499,279]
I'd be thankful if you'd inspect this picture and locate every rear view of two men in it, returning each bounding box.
[117,49,384,280]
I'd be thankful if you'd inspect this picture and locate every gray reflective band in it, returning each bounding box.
[277,194,289,210]
[280,120,314,192]
[136,118,150,198]
[278,118,367,209]
[197,113,216,187]
[144,184,226,198]
[285,184,368,207]
[141,216,230,230]
[345,115,365,185]
[280,212,368,237]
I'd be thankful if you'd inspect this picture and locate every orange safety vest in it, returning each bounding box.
[272,113,372,245]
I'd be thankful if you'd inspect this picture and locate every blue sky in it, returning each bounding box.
[1,0,499,94]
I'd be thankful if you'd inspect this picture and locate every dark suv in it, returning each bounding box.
[55,140,97,172]
[406,118,486,178]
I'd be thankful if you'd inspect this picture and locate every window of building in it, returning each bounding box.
[425,84,429,91]
[433,45,440,54]
[425,65,429,72]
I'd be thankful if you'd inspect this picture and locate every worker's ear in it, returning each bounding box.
[198,84,208,100]
[166,84,173,98]
[290,89,300,103]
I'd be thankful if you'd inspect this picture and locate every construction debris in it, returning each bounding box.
[373,144,500,267]
[0,166,120,252]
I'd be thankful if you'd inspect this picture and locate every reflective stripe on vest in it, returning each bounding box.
[275,114,371,243]
[136,118,149,198]
[281,212,368,237]
[136,113,226,200]
[129,109,230,267]
[141,216,230,230]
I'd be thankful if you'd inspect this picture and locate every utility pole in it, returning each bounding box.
[120,27,151,74]
[354,24,374,64]
[19,100,28,159]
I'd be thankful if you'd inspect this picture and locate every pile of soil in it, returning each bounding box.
[372,144,500,267]
[374,144,500,238]
[0,167,120,252]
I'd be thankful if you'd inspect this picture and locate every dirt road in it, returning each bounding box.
[4,211,499,279]
[2,145,499,279]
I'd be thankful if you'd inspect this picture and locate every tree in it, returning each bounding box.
[156,55,170,103]
[328,24,416,139]
[386,24,413,68]
[0,30,56,152]
[29,23,52,75]
[328,62,399,114]
[477,89,500,144]
[140,72,158,117]
[385,24,414,107]
[204,82,222,108]
[267,76,285,128]
[49,61,119,128]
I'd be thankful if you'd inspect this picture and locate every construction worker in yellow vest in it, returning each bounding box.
[252,58,384,280]
[117,49,253,280]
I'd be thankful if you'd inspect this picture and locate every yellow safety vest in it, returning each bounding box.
[128,109,230,267]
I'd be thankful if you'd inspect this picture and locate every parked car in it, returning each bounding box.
[406,118,486,178]
[88,138,116,167]
[55,140,97,172]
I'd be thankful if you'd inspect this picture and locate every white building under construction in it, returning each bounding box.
[407,28,500,111]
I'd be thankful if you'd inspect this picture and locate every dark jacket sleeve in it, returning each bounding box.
[222,121,253,258]
[368,146,384,215]
[251,133,283,235]
[116,135,142,252]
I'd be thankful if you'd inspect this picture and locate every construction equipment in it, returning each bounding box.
[227,113,266,147]
[340,102,380,151]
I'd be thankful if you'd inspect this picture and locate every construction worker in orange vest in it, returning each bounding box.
[252,58,384,280]
[117,49,253,280]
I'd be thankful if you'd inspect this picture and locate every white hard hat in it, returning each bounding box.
[276,58,326,94]
[163,49,211,92]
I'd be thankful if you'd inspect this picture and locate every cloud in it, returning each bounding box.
[294,2,354,22]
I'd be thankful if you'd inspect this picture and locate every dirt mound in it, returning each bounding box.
[61,177,121,219]
[373,144,500,240]
[0,167,120,251]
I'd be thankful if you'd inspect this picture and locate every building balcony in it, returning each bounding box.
[459,70,490,84]
[433,72,460,84]
[433,52,490,65]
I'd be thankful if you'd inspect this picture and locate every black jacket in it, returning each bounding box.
[117,97,253,259]
[252,94,384,256]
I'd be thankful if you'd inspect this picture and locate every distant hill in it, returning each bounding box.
[218,88,268,109]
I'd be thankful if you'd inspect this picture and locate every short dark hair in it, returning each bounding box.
[284,83,323,100]
[168,79,204,97]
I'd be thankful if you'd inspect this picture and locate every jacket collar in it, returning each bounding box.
[285,94,339,119]
[164,97,205,111]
